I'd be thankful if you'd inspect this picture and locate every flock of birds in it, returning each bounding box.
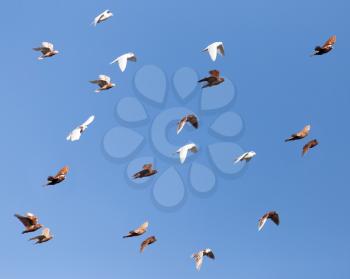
[14,9,337,271]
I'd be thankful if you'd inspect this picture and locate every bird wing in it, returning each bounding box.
[42,42,53,51]
[127,53,137,62]
[111,55,128,72]
[218,43,225,56]
[66,127,81,141]
[187,115,199,129]
[322,35,336,48]
[93,12,104,26]
[258,214,268,231]
[192,251,204,271]
[15,214,33,227]
[178,146,189,164]
[140,236,155,252]
[207,44,218,61]
[206,250,215,259]
[55,166,69,177]
[209,70,220,78]
[302,141,312,156]
[176,117,187,134]
[270,212,280,225]
[99,75,111,84]
[82,115,95,127]
[234,152,248,163]
[42,228,51,238]
[143,164,153,170]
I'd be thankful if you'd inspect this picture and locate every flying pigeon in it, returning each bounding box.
[92,10,113,26]
[258,211,280,231]
[311,35,336,56]
[29,228,53,244]
[133,164,157,179]
[285,125,311,142]
[110,53,137,72]
[177,114,199,134]
[234,151,256,164]
[191,249,215,271]
[14,213,43,234]
[123,222,149,238]
[176,143,198,164]
[203,42,224,61]
[66,115,95,142]
[45,166,69,186]
[140,236,157,253]
[90,75,115,93]
[302,139,318,156]
[198,70,224,88]
[33,42,59,60]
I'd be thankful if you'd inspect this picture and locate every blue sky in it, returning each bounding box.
[1,0,350,278]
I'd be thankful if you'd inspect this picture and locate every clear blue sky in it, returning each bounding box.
[1,0,349,278]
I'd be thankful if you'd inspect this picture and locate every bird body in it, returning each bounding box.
[140,236,157,253]
[191,249,215,271]
[33,42,59,60]
[90,75,115,93]
[234,151,256,164]
[302,139,318,156]
[198,70,224,88]
[258,211,280,231]
[93,10,113,26]
[311,35,336,56]
[203,42,224,61]
[66,115,95,142]
[14,213,43,234]
[176,143,198,164]
[177,114,199,134]
[110,53,137,72]
[29,228,53,244]
[123,222,149,238]
[285,125,311,142]
[133,164,157,179]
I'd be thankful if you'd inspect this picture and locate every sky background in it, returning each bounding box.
[1,0,350,278]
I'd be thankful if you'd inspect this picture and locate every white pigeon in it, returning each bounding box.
[66,115,95,142]
[176,143,198,164]
[203,42,225,61]
[234,151,256,164]
[92,10,113,26]
[191,249,215,271]
[110,53,137,72]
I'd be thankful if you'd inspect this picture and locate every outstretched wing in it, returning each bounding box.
[218,43,225,56]
[187,115,199,129]
[209,70,220,78]
[176,117,187,134]
[258,214,268,231]
[192,251,204,271]
[143,164,152,170]
[55,166,69,177]
[269,212,280,226]
[82,115,95,127]
[14,214,33,227]
[207,44,218,61]
[178,146,189,164]
[234,152,248,164]
[322,35,336,48]
[42,228,51,238]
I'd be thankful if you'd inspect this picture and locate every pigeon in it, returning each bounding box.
[311,35,336,56]
[66,115,95,142]
[140,236,157,253]
[176,143,198,164]
[302,139,318,156]
[14,213,43,234]
[258,211,280,231]
[92,10,113,26]
[203,42,224,61]
[133,164,157,179]
[29,228,53,244]
[110,53,137,72]
[45,166,69,186]
[177,114,199,134]
[234,151,256,164]
[198,70,224,88]
[123,222,149,238]
[285,125,311,142]
[33,42,59,60]
[90,75,115,93]
[191,249,215,271]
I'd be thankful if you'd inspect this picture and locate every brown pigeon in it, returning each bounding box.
[258,211,280,231]
[140,236,157,253]
[33,42,59,60]
[198,70,224,88]
[90,75,115,93]
[302,139,318,156]
[191,249,215,271]
[311,35,336,56]
[29,228,53,244]
[14,213,43,234]
[177,114,199,134]
[45,166,69,186]
[133,164,157,179]
[123,222,149,238]
[285,125,311,142]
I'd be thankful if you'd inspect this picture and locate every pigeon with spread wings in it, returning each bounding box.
[177,114,199,135]
[123,222,149,238]
[90,75,115,93]
[203,42,224,61]
[14,213,43,234]
[45,166,69,186]
[285,125,311,142]
[191,249,215,271]
[258,211,280,231]
[33,42,59,60]
[311,35,336,56]
[176,143,198,164]
[234,151,256,164]
[133,164,157,179]
[140,236,157,253]
[198,70,224,88]
[29,228,53,244]
[66,115,95,142]
[92,10,113,26]
[110,53,136,72]
[302,139,318,156]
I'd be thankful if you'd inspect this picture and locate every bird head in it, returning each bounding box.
[111,83,116,88]
[53,50,59,55]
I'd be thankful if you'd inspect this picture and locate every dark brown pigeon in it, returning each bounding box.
[140,236,157,253]
[45,166,69,186]
[29,228,53,244]
[177,114,199,134]
[198,70,224,88]
[133,164,157,179]
[258,211,280,231]
[285,125,311,142]
[123,222,149,238]
[302,139,319,156]
[311,35,336,56]
[192,249,215,271]
[14,213,43,234]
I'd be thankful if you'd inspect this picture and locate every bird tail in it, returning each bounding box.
[198,78,208,83]
[284,137,293,142]
[37,56,44,60]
